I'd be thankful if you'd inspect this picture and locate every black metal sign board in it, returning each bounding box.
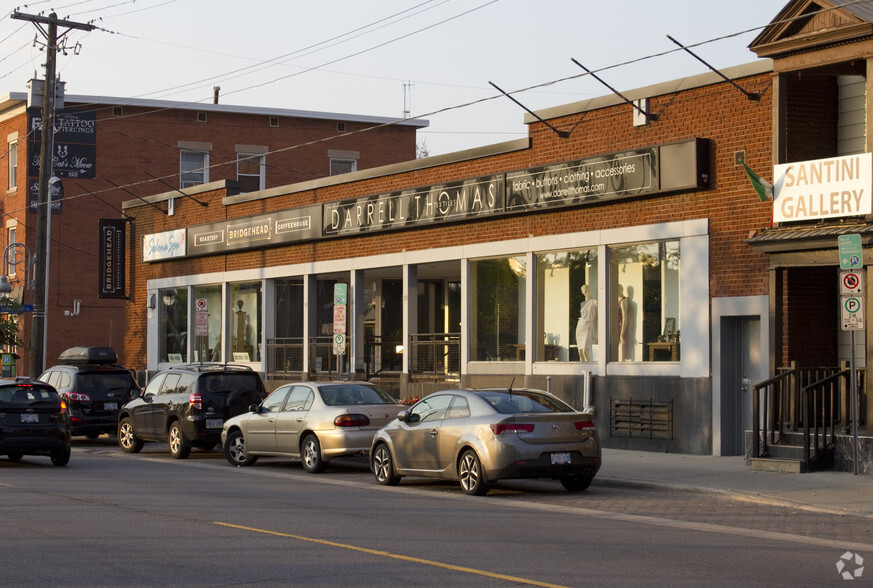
[323,175,505,236]
[99,219,126,299]
[26,178,63,214]
[27,109,97,179]
[506,148,658,211]
[185,204,323,257]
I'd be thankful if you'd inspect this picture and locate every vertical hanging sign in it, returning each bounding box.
[98,219,126,299]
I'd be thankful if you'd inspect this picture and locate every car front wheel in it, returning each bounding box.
[458,449,489,496]
[224,430,258,467]
[7,452,23,462]
[372,443,400,486]
[301,434,326,473]
[168,422,191,459]
[118,417,144,453]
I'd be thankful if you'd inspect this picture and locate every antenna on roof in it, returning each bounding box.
[666,35,761,101]
[402,80,414,118]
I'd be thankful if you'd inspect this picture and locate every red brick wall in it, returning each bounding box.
[124,72,778,372]
[1,101,417,374]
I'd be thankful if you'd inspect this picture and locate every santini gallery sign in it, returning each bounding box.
[141,138,708,261]
[773,153,872,223]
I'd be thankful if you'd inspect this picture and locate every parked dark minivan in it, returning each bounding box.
[39,347,139,438]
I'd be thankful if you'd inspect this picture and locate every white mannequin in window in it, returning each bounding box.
[618,284,633,361]
[575,284,597,361]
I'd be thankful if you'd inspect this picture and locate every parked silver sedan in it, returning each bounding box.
[221,382,402,472]
[370,388,601,495]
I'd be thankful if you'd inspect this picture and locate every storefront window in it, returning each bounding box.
[609,241,680,362]
[471,256,526,361]
[230,281,262,362]
[193,284,222,362]
[536,249,598,362]
[160,287,188,362]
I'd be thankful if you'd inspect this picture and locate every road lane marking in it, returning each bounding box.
[214,521,568,588]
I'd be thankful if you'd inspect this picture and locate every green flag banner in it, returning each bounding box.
[743,162,772,202]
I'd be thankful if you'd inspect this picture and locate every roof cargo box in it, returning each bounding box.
[58,346,118,365]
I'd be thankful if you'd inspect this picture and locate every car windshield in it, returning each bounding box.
[319,384,396,406]
[477,390,574,414]
[0,385,60,407]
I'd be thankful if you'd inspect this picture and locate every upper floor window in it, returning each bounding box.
[180,151,208,188]
[237,153,265,193]
[330,158,357,176]
[7,141,17,190]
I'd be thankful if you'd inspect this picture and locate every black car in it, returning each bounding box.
[0,378,71,466]
[39,346,140,439]
[117,363,267,459]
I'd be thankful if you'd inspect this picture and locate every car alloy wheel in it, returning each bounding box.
[372,443,400,486]
[301,434,326,473]
[458,449,489,496]
[224,430,258,466]
[117,417,144,453]
[168,421,191,459]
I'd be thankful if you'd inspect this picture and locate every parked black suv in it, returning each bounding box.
[39,347,139,439]
[117,364,267,459]
[0,377,71,466]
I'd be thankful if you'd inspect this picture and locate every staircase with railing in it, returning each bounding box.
[751,363,865,473]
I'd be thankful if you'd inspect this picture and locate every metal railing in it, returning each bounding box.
[752,363,858,471]
[364,336,403,378]
[409,332,460,379]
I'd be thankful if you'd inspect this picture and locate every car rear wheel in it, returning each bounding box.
[301,434,326,473]
[560,475,593,492]
[224,430,258,466]
[7,452,23,462]
[372,443,400,486]
[168,421,191,459]
[458,449,489,496]
[51,446,71,466]
[118,417,144,453]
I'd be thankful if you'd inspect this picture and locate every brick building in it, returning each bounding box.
[123,0,873,470]
[0,92,426,376]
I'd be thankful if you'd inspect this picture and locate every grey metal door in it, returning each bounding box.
[720,316,761,455]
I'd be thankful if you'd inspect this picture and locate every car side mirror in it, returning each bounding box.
[248,403,260,413]
[397,409,410,422]
[130,388,142,399]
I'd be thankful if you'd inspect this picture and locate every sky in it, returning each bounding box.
[0,0,790,157]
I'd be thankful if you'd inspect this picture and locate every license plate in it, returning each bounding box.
[20,413,39,424]
[103,402,118,411]
[550,452,571,465]
[206,419,223,429]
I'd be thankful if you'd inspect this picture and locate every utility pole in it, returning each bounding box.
[11,11,93,377]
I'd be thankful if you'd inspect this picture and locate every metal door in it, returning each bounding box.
[720,316,761,455]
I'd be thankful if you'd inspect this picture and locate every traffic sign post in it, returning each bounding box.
[837,236,863,474]
[333,283,348,378]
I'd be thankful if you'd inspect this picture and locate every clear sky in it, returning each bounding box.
[1,0,788,156]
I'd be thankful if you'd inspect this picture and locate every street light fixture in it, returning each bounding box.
[0,242,34,297]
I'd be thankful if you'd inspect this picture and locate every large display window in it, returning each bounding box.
[159,287,188,362]
[609,240,680,362]
[230,281,262,362]
[470,256,526,361]
[535,248,598,362]
[193,284,222,362]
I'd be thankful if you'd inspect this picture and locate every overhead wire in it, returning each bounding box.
[5,0,867,218]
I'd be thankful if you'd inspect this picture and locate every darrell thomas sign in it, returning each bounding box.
[774,153,872,223]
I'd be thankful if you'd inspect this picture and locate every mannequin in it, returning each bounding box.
[618,285,632,361]
[575,284,597,361]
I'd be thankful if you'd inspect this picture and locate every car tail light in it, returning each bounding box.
[490,423,535,435]
[575,421,595,430]
[65,391,91,402]
[334,414,370,427]
[189,392,203,411]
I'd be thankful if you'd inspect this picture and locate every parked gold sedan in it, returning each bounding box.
[370,388,600,495]
[221,382,402,472]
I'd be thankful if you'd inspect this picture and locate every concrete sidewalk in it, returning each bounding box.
[595,448,873,518]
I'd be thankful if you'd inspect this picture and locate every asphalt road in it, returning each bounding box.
[1,438,870,587]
